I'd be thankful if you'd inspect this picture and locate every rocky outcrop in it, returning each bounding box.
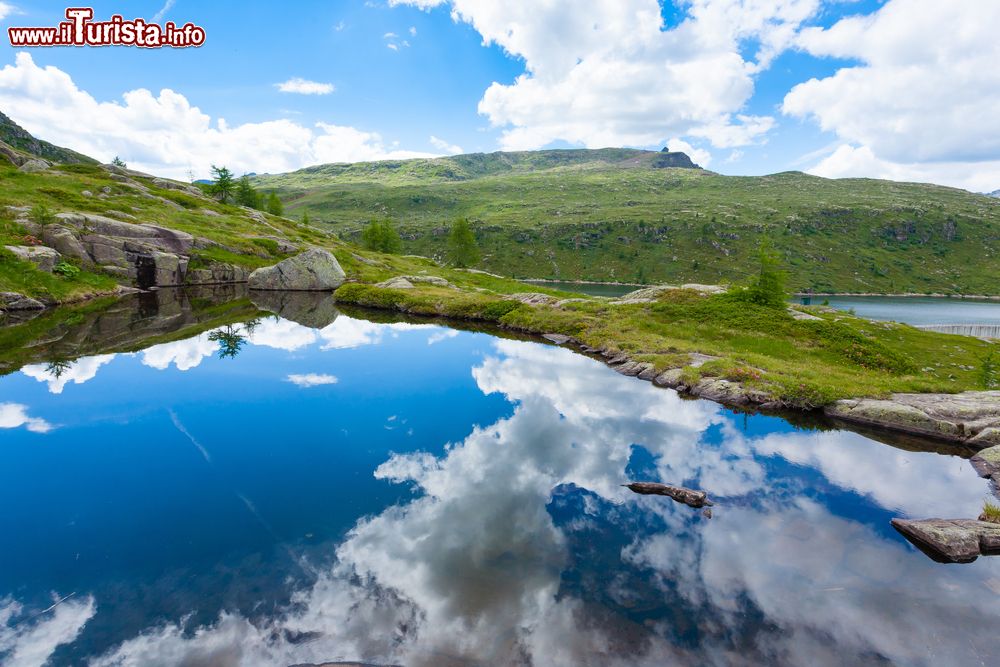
[248,248,346,291]
[506,292,559,306]
[0,291,45,311]
[4,245,60,272]
[185,263,251,285]
[891,518,1000,563]
[18,158,49,173]
[614,283,725,305]
[825,392,1000,446]
[972,444,1000,491]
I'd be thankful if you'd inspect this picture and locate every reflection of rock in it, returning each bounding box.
[248,248,346,291]
[250,290,341,329]
[826,392,1000,446]
[624,482,713,508]
[0,285,257,375]
[891,518,1000,563]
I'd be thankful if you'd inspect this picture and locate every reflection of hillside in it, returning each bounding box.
[0,285,261,376]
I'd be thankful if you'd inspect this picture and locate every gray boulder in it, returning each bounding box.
[42,225,89,262]
[18,158,49,173]
[891,518,1000,563]
[247,248,346,291]
[185,262,251,285]
[4,245,60,272]
[826,391,1000,444]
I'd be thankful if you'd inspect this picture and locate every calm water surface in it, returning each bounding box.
[1,291,999,666]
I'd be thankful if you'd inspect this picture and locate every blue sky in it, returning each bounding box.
[1,1,998,191]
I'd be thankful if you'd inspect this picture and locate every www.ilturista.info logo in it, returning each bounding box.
[7,7,205,48]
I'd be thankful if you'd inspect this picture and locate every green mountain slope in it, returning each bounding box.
[0,111,97,165]
[256,150,1000,294]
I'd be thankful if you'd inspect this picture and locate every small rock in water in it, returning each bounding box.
[891,518,1000,563]
[624,481,713,509]
[702,508,713,519]
[542,333,572,345]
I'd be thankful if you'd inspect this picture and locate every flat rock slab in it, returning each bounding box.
[0,291,45,311]
[826,391,1000,445]
[248,248,346,291]
[891,518,1000,563]
[543,333,572,345]
[624,482,713,509]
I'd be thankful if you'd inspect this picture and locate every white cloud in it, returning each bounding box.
[275,77,335,95]
[409,26,417,36]
[286,373,339,387]
[783,0,1000,190]
[152,0,175,23]
[666,138,712,168]
[21,354,115,395]
[0,403,53,433]
[806,144,1000,193]
[0,2,16,23]
[0,53,435,179]
[392,0,818,151]
[429,135,463,154]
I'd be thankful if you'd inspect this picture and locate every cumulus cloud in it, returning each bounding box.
[783,0,1000,190]
[429,135,463,154]
[286,373,339,387]
[0,53,434,179]
[0,402,53,433]
[275,77,335,95]
[21,354,115,395]
[393,0,818,152]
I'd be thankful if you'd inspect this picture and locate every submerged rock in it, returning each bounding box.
[891,518,1000,563]
[826,391,1000,445]
[248,248,346,291]
[624,482,713,509]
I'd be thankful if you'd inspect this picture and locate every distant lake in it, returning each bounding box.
[529,281,1000,334]
[1,290,998,666]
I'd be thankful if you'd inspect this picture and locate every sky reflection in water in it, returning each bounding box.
[1,310,999,667]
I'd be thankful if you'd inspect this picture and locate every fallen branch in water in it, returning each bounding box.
[623,482,713,508]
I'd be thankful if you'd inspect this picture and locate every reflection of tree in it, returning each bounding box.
[45,359,73,378]
[207,319,260,359]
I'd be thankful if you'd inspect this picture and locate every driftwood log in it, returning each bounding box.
[624,482,713,508]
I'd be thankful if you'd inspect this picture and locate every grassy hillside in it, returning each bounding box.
[255,151,1000,294]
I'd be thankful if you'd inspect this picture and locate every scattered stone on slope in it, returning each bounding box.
[891,518,1000,563]
[151,178,204,197]
[788,306,822,321]
[376,277,415,289]
[825,391,1000,445]
[248,248,346,291]
[4,245,60,272]
[624,482,713,509]
[506,292,559,305]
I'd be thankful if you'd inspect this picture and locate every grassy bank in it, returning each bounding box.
[331,276,998,408]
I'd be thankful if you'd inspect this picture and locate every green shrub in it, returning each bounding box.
[53,261,81,279]
[980,349,999,389]
[361,219,402,254]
